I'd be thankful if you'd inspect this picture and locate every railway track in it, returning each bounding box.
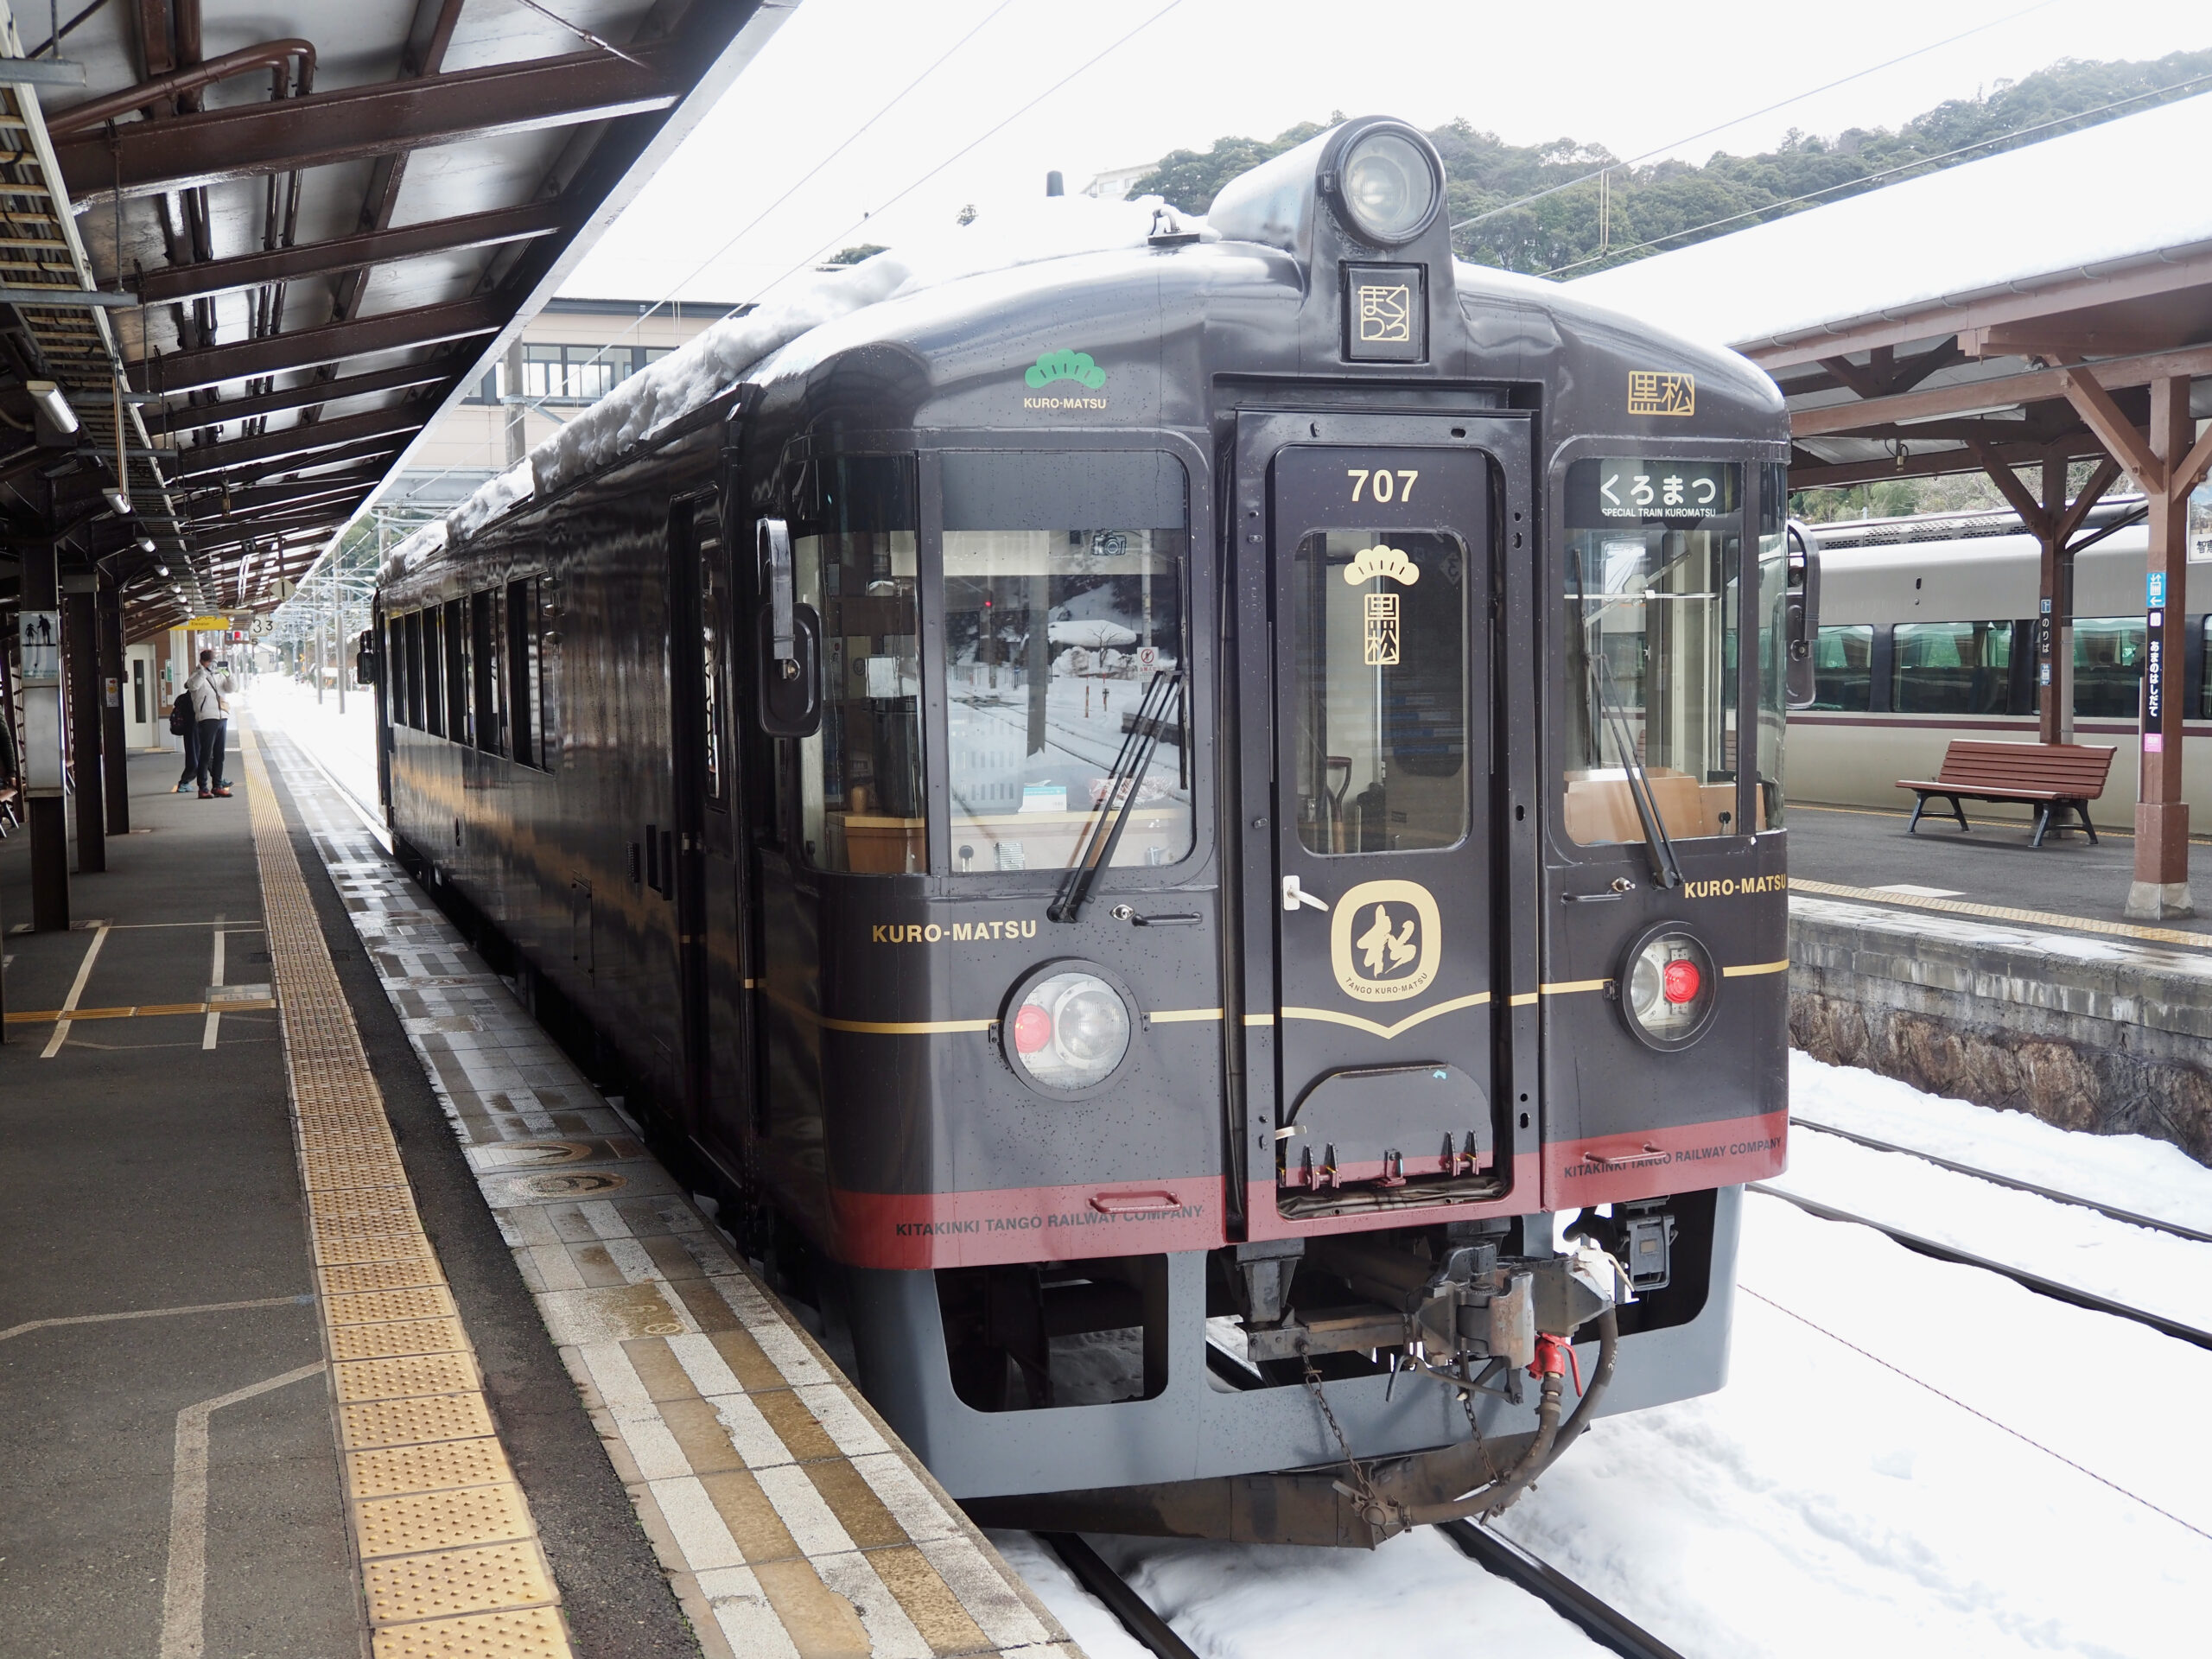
[1044,1525,1687,1659]
[1748,1182,2212,1351]
[1791,1115,2212,1246]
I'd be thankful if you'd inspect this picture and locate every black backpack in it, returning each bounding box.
[168,694,194,735]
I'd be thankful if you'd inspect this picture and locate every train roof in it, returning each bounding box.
[382,120,1785,588]
[1806,495,2150,551]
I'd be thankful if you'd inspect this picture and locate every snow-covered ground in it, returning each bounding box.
[1791,1052,2212,1236]
[1008,1055,2212,1657]
[244,675,381,830]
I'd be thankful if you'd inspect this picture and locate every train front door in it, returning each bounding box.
[1250,419,1510,1209]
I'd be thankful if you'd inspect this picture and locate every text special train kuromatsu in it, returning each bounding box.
[367,119,1802,1544]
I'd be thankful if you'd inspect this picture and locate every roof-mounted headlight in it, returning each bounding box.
[1327,123,1442,246]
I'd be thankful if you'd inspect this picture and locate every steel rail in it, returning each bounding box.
[1039,1534,1199,1659]
[1437,1521,1689,1659]
[1792,1116,2212,1247]
[1748,1184,2212,1351]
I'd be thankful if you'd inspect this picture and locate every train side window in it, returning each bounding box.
[939,451,1192,874]
[2073,617,2145,719]
[443,598,469,742]
[1891,621,2012,715]
[471,590,503,754]
[792,454,921,872]
[506,580,539,767]
[388,615,411,728]
[1561,459,1745,845]
[421,607,444,737]
[1809,625,1873,710]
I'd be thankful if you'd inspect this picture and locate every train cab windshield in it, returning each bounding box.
[939,450,1192,875]
[1561,457,1746,845]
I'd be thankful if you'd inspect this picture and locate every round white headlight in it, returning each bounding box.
[1007,969,1133,1092]
[1338,129,1439,244]
[1619,928,1718,1051]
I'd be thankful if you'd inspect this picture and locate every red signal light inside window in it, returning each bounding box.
[1013,1002,1052,1054]
[1662,958,1702,1004]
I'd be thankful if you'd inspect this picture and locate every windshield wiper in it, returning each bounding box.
[1571,555,1681,891]
[1050,668,1184,923]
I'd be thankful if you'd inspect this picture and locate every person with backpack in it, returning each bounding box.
[186,649,232,798]
[170,671,198,792]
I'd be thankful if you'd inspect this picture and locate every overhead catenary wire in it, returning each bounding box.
[1452,0,2061,232]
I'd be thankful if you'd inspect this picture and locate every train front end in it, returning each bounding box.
[731,119,1794,1543]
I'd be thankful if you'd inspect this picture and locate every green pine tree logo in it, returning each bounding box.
[1025,349,1108,391]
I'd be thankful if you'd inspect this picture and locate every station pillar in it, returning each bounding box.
[99,578,130,836]
[64,581,105,876]
[2127,378,2193,921]
[22,539,69,931]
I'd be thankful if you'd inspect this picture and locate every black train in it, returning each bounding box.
[372,118,1796,1544]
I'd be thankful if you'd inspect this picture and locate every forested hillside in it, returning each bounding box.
[1128,50,2212,279]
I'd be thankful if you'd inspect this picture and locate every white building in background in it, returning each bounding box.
[1082,164,1155,202]
[385,296,738,517]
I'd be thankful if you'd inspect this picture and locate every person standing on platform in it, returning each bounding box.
[172,671,199,792]
[187,648,232,799]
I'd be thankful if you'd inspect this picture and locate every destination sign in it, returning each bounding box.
[1567,459,1739,528]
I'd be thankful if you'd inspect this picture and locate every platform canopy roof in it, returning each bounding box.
[1567,91,2212,493]
[0,0,789,640]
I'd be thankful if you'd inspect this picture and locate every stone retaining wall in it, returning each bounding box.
[1788,895,2212,1165]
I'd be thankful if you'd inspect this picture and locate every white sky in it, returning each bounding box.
[563,0,2209,307]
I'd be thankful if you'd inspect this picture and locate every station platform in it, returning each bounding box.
[1,711,1082,1659]
[1784,801,2212,1167]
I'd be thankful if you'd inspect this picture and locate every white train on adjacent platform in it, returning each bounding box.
[1792,499,2212,824]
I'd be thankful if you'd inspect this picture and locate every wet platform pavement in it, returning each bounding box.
[1789,800,2212,945]
[2,718,1082,1659]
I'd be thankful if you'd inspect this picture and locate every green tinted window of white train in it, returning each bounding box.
[2071,619,2144,719]
[1810,625,1873,710]
[1561,459,1743,846]
[1893,621,2012,715]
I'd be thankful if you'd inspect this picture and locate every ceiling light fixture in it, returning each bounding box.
[104,487,131,514]
[27,378,77,434]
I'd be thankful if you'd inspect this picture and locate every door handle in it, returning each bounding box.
[1281,875,1329,912]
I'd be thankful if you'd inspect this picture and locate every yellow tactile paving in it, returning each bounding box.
[1791,875,2212,951]
[328,1287,461,1326]
[371,1605,570,1659]
[347,1438,514,1501]
[365,1541,559,1625]
[340,1393,499,1452]
[329,1317,471,1363]
[321,1260,448,1296]
[334,1351,480,1403]
[355,1484,536,1557]
[237,729,571,1653]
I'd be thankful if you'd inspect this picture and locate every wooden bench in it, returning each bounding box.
[1896,740,2115,847]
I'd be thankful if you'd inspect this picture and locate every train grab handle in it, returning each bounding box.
[753,518,822,739]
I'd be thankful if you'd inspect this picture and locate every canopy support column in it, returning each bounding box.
[2056,366,2212,918]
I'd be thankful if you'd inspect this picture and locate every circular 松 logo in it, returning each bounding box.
[1328,880,1441,1001]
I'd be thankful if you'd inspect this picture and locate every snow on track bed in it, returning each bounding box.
[999,1064,2212,1657]
[1789,1052,2212,1237]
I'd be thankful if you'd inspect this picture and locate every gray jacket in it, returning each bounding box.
[187,664,230,723]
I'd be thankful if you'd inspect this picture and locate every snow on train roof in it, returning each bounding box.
[379,194,1198,582]
[1563,91,2212,355]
